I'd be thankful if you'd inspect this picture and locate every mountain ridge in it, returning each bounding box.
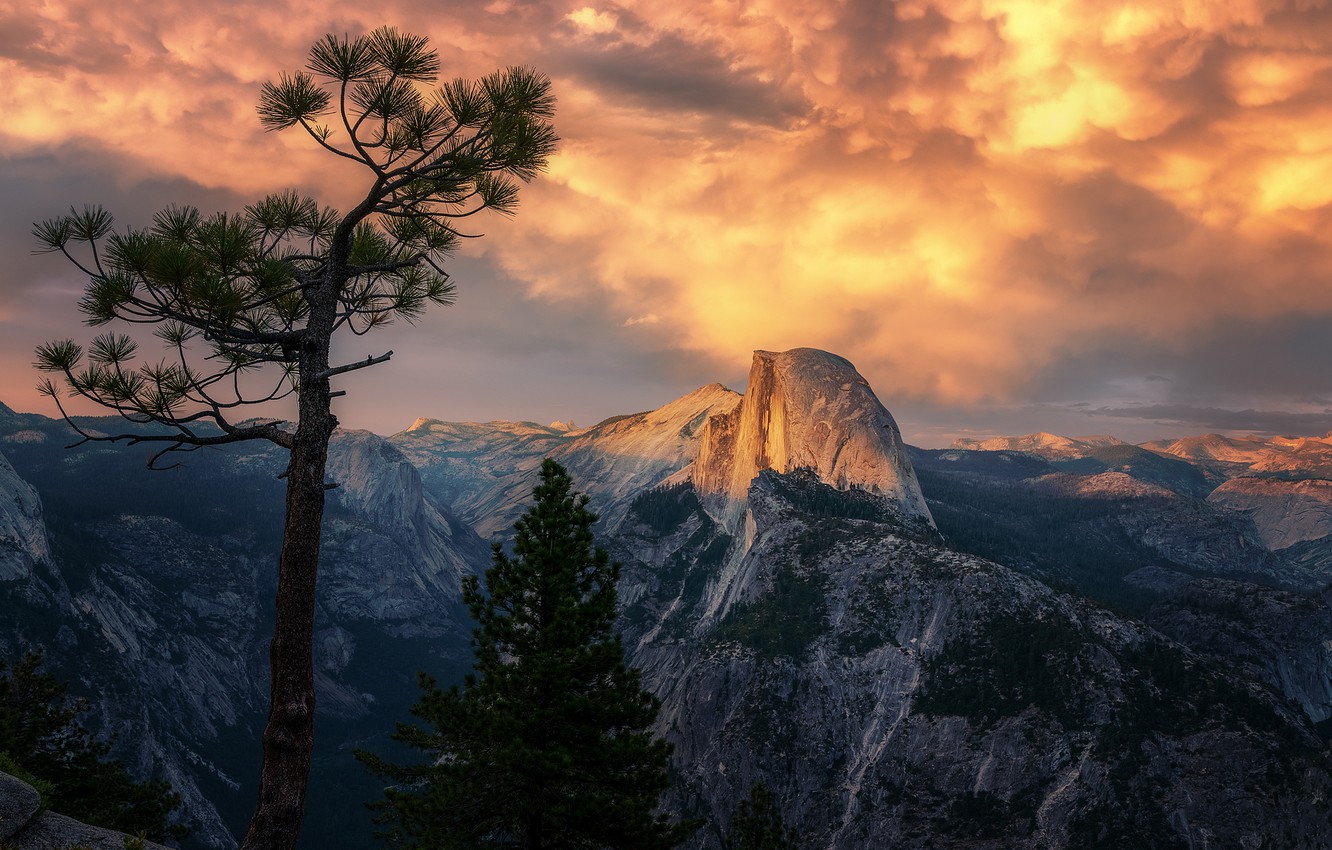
[3,349,1332,849]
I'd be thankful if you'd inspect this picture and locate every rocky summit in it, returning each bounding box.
[684,349,933,528]
[1,348,1331,849]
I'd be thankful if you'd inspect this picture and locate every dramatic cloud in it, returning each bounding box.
[4,0,1332,443]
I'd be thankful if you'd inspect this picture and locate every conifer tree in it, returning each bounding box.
[0,649,185,841]
[32,27,555,850]
[361,459,691,850]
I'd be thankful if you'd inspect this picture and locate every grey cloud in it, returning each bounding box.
[0,145,248,303]
[322,251,735,432]
[1084,404,1332,437]
[548,22,808,127]
[1006,313,1332,436]
[0,11,133,73]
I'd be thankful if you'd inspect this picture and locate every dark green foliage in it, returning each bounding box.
[715,560,828,660]
[763,468,931,536]
[1112,638,1306,745]
[361,460,691,850]
[945,791,1012,840]
[0,650,185,842]
[915,614,1090,726]
[724,785,798,850]
[629,482,703,536]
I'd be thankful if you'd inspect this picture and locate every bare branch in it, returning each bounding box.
[316,350,393,380]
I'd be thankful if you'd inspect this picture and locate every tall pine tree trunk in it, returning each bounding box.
[239,296,338,850]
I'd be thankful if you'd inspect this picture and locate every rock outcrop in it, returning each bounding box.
[321,430,486,624]
[1208,477,1332,551]
[612,471,1332,850]
[0,770,170,850]
[685,349,932,526]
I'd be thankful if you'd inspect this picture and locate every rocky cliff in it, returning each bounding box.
[1208,477,1332,551]
[0,448,49,582]
[0,419,490,848]
[684,349,932,528]
[6,360,1332,849]
[613,472,1332,849]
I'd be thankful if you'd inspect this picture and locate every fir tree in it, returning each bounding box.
[361,459,691,850]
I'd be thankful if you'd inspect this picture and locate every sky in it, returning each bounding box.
[4,0,1332,447]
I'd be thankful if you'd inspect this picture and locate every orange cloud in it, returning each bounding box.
[7,0,1332,425]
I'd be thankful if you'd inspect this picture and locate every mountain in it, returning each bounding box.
[682,349,932,528]
[952,432,1126,459]
[391,382,741,538]
[1143,431,1332,479]
[0,449,48,582]
[915,435,1332,739]
[0,421,488,848]
[3,350,1332,849]
[613,472,1331,848]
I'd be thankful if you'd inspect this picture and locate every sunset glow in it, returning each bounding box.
[4,0,1332,444]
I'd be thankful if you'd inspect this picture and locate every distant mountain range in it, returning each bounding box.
[1,348,1330,849]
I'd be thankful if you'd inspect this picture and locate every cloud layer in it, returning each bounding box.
[4,0,1332,443]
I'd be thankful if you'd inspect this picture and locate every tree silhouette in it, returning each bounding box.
[32,27,556,850]
[361,460,691,850]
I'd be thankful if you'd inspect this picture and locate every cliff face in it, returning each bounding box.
[0,449,49,582]
[612,473,1332,850]
[688,349,932,526]
[7,351,1332,850]
[0,423,489,848]
[1208,477,1332,551]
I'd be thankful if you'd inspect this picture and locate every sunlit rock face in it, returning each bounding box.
[952,432,1126,459]
[687,349,932,526]
[322,430,484,623]
[0,450,48,582]
[1208,477,1332,551]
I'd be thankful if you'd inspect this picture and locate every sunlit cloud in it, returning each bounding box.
[4,0,1332,441]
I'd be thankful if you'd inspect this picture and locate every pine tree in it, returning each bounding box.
[361,459,691,850]
[32,27,555,850]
